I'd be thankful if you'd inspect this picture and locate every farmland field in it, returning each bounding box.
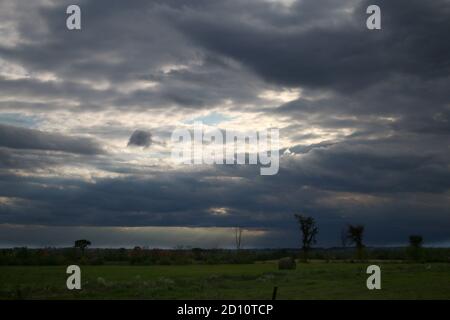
[1,262,450,300]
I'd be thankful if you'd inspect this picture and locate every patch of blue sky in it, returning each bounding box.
[0,112,41,128]
[184,112,233,126]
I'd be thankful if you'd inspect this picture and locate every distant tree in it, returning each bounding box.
[294,214,319,262]
[409,235,423,248]
[130,246,144,265]
[408,235,423,261]
[74,239,91,255]
[346,224,365,260]
[234,227,243,250]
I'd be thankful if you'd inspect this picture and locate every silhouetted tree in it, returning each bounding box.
[408,235,423,261]
[346,225,365,260]
[74,239,91,255]
[409,235,423,248]
[294,214,318,262]
[234,227,243,250]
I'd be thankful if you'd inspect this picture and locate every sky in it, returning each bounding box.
[0,0,449,248]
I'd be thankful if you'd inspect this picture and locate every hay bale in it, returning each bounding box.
[278,257,296,270]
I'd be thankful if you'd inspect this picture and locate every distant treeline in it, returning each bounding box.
[1,247,449,266]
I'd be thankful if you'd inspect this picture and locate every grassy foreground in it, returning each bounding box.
[1,262,449,299]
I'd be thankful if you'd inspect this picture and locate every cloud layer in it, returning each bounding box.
[0,0,449,247]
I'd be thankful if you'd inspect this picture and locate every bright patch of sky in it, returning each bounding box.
[185,112,234,126]
[0,112,41,128]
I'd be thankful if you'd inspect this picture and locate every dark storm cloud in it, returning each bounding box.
[283,139,450,194]
[1,0,449,110]
[0,0,266,112]
[172,0,450,91]
[127,130,152,148]
[0,0,189,82]
[0,147,61,170]
[0,124,104,155]
[0,151,449,246]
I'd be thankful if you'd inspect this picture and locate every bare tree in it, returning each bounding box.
[294,214,318,262]
[408,235,423,261]
[234,227,243,250]
[409,235,423,248]
[74,239,91,255]
[346,224,365,260]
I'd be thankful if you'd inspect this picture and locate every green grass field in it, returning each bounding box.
[1,262,449,299]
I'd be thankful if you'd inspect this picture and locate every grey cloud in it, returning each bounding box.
[0,124,105,155]
[0,1,273,113]
[172,0,450,92]
[127,130,152,148]
[0,135,449,246]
